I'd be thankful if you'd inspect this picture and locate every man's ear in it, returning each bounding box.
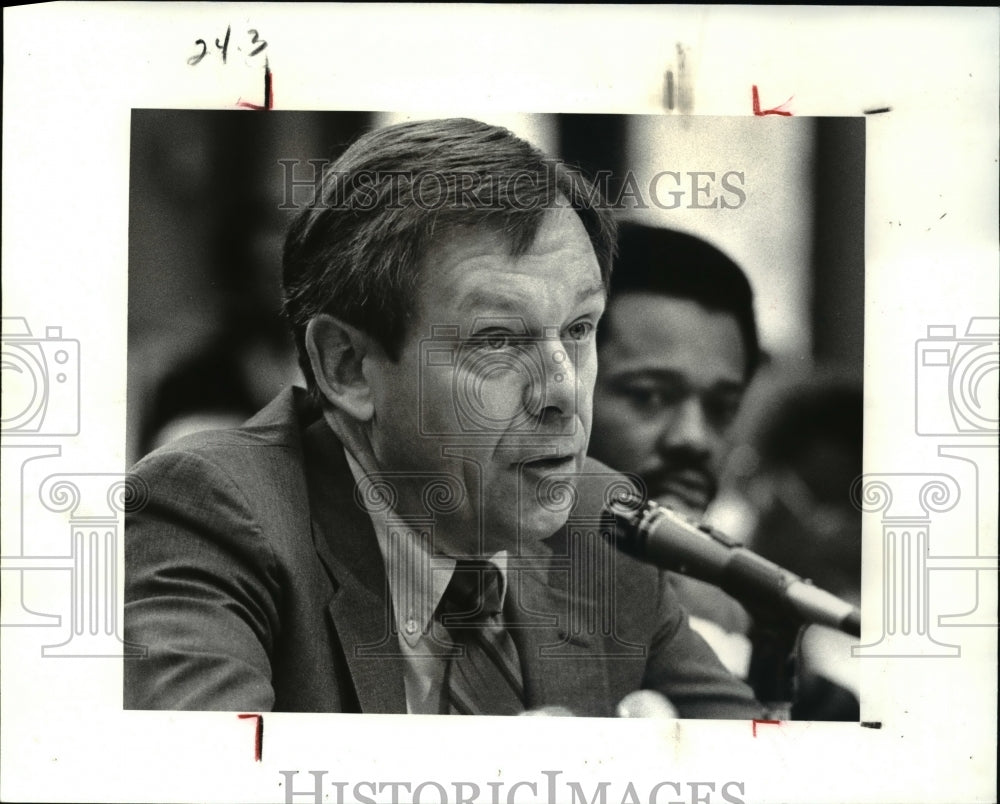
[305,314,375,422]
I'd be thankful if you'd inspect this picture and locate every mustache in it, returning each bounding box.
[641,449,719,498]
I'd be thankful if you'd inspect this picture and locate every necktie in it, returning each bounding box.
[438,560,525,715]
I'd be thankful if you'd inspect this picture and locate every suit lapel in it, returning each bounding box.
[295,414,618,716]
[301,420,407,714]
[507,536,614,717]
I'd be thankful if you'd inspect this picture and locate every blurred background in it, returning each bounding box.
[128,111,864,711]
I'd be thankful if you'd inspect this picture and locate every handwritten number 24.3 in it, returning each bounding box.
[188,26,267,66]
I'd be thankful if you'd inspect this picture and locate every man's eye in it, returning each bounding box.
[704,394,743,429]
[567,321,594,341]
[624,387,675,410]
[615,376,690,410]
[472,332,513,351]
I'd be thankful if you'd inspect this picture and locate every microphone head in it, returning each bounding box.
[616,690,679,719]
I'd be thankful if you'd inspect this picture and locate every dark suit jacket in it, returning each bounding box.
[124,388,763,718]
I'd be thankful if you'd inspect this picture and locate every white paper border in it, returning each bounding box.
[2,5,997,803]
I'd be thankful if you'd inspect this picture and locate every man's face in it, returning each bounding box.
[589,293,747,517]
[364,207,606,555]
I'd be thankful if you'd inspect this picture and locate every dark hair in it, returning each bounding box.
[756,381,862,468]
[598,221,761,378]
[282,117,617,396]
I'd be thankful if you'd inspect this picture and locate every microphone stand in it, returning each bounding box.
[745,609,805,720]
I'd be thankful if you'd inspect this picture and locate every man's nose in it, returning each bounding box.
[523,339,577,419]
[658,395,712,454]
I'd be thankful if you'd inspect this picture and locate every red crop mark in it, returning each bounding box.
[752,718,781,737]
[752,85,793,116]
[237,59,274,110]
[238,713,264,761]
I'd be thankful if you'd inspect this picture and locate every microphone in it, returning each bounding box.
[601,489,861,638]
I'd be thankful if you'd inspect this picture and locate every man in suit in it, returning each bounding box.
[588,222,761,678]
[124,118,764,717]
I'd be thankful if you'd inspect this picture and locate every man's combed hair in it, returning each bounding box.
[600,221,761,378]
[282,117,617,396]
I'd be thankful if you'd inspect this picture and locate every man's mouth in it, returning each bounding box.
[518,453,579,473]
[647,470,715,513]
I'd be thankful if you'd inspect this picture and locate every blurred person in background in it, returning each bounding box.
[138,323,302,456]
[716,378,863,719]
[588,221,762,679]
[127,111,316,464]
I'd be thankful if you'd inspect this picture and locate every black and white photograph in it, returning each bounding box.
[1,5,996,804]
[124,110,864,723]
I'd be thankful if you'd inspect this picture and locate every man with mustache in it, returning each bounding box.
[589,221,760,676]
